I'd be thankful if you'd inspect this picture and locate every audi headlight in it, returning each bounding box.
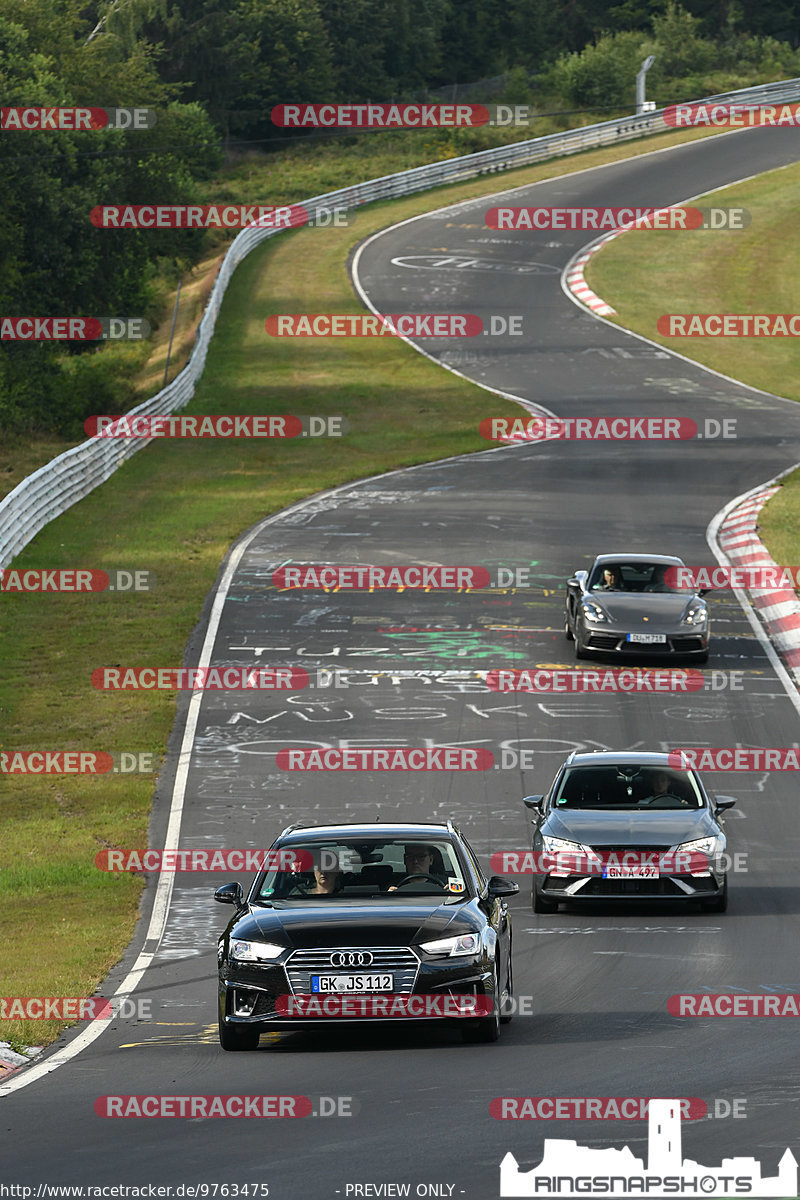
[581,602,607,623]
[230,938,285,962]
[419,933,480,957]
[682,603,707,627]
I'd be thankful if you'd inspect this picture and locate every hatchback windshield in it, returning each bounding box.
[552,766,703,809]
[257,838,469,900]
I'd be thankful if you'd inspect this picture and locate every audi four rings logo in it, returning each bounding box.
[330,951,374,967]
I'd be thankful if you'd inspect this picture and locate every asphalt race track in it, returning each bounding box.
[5,126,800,1197]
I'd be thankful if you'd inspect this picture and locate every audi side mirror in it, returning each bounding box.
[487,876,520,898]
[214,881,244,908]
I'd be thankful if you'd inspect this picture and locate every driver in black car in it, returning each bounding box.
[388,844,444,891]
[640,770,689,807]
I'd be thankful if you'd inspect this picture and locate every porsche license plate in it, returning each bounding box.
[311,974,394,993]
[627,633,666,644]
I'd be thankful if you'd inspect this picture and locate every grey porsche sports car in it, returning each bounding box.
[524,751,734,912]
[565,553,709,662]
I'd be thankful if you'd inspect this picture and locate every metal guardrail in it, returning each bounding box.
[3,77,800,568]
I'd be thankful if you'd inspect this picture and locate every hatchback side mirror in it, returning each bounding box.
[523,795,544,813]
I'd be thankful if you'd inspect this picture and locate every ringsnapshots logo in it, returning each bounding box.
[479,416,736,442]
[1,107,155,130]
[83,415,347,438]
[1,317,149,340]
[499,1098,796,1197]
[486,206,749,231]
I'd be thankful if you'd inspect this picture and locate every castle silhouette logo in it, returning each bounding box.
[500,1098,797,1197]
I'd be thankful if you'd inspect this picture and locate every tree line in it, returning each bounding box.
[1,0,798,437]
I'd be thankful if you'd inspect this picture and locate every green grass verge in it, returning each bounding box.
[585,157,800,580]
[0,121,726,1054]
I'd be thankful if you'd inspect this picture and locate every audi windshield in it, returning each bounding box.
[256,838,470,901]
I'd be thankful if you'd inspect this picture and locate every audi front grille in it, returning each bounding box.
[285,946,419,995]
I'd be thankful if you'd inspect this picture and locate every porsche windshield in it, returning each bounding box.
[553,765,703,810]
[589,562,694,594]
[256,838,470,900]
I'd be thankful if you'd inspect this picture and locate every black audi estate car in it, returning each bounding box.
[525,751,734,913]
[215,820,518,1049]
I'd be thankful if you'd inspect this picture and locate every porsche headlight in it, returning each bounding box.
[682,603,707,627]
[419,933,480,957]
[230,938,285,962]
[581,602,607,623]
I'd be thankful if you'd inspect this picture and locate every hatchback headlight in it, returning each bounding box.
[230,938,284,961]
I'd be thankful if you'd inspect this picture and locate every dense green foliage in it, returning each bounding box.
[1,0,799,436]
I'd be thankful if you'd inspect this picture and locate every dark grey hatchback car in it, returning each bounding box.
[524,751,734,913]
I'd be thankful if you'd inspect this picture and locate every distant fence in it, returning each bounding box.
[2,76,799,568]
